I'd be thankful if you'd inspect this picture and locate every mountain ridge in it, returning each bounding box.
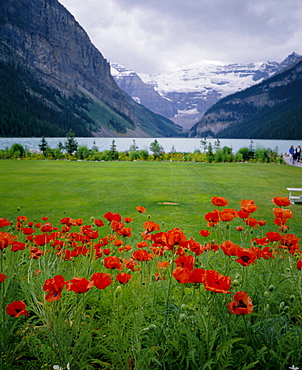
[0,0,181,137]
[188,56,302,139]
[111,53,301,133]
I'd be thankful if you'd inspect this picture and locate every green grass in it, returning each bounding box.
[1,160,301,240]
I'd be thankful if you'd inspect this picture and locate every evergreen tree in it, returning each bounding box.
[109,140,118,160]
[64,130,78,155]
[38,136,48,155]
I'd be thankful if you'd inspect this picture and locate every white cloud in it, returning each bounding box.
[59,0,302,74]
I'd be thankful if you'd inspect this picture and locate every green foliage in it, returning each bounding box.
[38,136,48,155]
[149,139,163,158]
[64,130,78,155]
[10,143,25,157]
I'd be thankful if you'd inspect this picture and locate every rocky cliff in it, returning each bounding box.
[0,0,180,137]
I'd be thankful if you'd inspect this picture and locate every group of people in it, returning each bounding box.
[289,145,301,165]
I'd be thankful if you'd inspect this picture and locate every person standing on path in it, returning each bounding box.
[289,145,295,164]
[296,145,301,162]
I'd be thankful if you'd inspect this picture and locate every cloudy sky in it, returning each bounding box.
[59,0,302,74]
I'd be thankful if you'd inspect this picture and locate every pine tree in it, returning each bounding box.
[38,136,48,155]
[64,129,78,155]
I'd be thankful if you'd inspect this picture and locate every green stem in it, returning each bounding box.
[242,315,256,350]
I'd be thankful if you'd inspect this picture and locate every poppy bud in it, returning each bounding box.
[283,306,289,312]
[268,285,275,292]
[115,286,122,297]
[263,291,270,298]
[17,207,20,212]
[232,280,239,287]
[279,301,285,309]
[181,304,187,311]
[148,324,157,331]
[289,295,295,302]
[265,304,270,310]
[179,314,187,322]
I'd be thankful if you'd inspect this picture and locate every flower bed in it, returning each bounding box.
[0,197,301,369]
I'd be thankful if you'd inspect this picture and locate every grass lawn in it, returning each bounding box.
[1,160,301,240]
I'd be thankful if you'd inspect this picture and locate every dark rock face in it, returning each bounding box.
[0,0,136,123]
[111,63,178,119]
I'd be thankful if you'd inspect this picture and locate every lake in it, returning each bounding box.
[0,137,301,154]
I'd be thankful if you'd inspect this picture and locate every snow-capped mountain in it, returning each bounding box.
[111,53,301,133]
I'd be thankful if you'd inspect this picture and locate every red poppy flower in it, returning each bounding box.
[16,216,28,222]
[136,241,149,248]
[244,217,258,228]
[84,229,99,239]
[203,270,231,294]
[240,199,258,214]
[204,210,220,224]
[200,230,210,237]
[60,217,71,225]
[118,245,132,252]
[117,227,132,238]
[40,223,53,232]
[0,218,11,228]
[114,239,124,247]
[6,301,28,317]
[104,256,124,270]
[260,247,274,259]
[257,220,266,227]
[186,239,204,256]
[252,237,269,246]
[266,231,281,242]
[297,259,302,270]
[66,277,94,294]
[132,249,152,261]
[220,209,237,222]
[273,208,292,219]
[220,240,240,256]
[104,212,122,222]
[272,197,291,207]
[151,232,168,246]
[123,258,140,272]
[11,241,26,252]
[94,219,104,227]
[211,196,228,207]
[188,268,205,283]
[0,273,7,283]
[136,206,146,213]
[175,255,195,271]
[43,275,67,301]
[157,261,170,269]
[143,221,160,233]
[281,233,300,246]
[237,210,250,219]
[227,291,253,315]
[172,267,191,284]
[33,234,51,246]
[124,217,133,223]
[116,272,132,284]
[91,272,112,289]
[167,228,187,248]
[30,247,44,259]
[111,221,124,232]
[0,232,16,249]
[235,249,257,266]
[21,227,35,235]
[236,226,243,231]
